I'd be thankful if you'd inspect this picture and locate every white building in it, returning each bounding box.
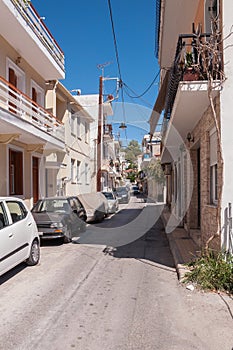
[151,0,233,253]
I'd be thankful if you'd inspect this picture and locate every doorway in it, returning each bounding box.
[32,157,39,204]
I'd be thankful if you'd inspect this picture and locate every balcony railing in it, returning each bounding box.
[164,33,211,121]
[103,124,113,138]
[142,153,151,161]
[162,30,223,134]
[0,76,65,141]
[10,0,65,71]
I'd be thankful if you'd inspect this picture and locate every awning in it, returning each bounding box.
[149,70,169,134]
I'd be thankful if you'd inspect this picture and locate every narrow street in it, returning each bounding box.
[0,197,232,350]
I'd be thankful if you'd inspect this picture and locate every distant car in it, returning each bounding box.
[102,191,119,214]
[114,186,130,204]
[78,192,108,223]
[31,196,87,243]
[0,197,40,277]
[131,185,140,195]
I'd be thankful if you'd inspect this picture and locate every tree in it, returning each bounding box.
[122,140,141,164]
[144,159,165,184]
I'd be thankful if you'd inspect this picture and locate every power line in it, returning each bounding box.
[123,69,160,99]
[107,0,122,81]
[123,84,152,108]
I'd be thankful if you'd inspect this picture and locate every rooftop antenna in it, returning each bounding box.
[97,61,112,77]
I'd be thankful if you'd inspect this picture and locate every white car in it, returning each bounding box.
[0,197,40,277]
[102,191,119,214]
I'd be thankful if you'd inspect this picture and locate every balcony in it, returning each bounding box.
[161,31,222,140]
[103,124,113,138]
[0,0,65,79]
[0,76,65,148]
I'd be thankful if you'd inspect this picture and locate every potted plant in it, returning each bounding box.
[183,51,199,81]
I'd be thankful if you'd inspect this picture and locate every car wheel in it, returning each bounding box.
[26,239,40,266]
[64,229,72,243]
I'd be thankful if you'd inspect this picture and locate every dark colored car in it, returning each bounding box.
[131,185,140,195]
[31,196,87,243]
[114,186,130,204]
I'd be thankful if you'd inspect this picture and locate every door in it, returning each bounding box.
[32,87,38,121]
[0,202,18,275]
[8,68,17,114]
[5,200,31,262]
[32,157,39,204]
[9,149,23,195]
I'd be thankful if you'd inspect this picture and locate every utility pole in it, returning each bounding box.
[96,61,119,192]
[96,75,103,192]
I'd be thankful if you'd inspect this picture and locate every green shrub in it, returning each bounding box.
[184,251,233,294]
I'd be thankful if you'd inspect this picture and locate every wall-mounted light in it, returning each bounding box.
[186,132,194,144]
[164,163,172,175]
[16,56,21,65]
[45,80,53,85]
[119,122,127,129]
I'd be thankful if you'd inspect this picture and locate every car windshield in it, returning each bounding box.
[32,199,71,213]
[102,192,114,200]
[116,187,127,193]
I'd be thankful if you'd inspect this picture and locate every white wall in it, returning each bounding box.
[220,0,233,247]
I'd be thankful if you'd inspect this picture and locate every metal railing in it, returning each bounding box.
[161,31,224,138]
[10,0,65,71]
[0,76,65,141]
[103,124,113,137]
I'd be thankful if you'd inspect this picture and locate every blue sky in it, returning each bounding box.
[32,0,159,146]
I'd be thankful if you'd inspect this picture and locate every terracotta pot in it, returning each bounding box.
[183,68,199,81]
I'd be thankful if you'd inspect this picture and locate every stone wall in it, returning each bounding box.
[187,96,222,251]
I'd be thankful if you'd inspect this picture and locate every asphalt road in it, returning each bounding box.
[0,197,232,350]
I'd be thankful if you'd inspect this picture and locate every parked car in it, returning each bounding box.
[0,197,40,277]
[114,186,130,204]
[31,196,87,243]
[102,191,119,214]
[131,185,140,195]
[77,192,108,222]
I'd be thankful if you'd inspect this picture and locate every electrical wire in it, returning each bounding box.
[123,69,160,100]
[123,84,153,108]
[107,0,122,81]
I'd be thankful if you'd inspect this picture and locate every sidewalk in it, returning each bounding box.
[161,209,200,280]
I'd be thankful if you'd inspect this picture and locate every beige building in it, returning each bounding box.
[151,0,233,253]
[0,0,65,208]
[45,82,94,197]
[75,94,120,192]
[0,1,94,207]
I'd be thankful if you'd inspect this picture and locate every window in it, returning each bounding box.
[77,117,81,139]
[31,80,44,107]
[77,161,81,182]
[85,122,89,143]
[209,128,218,204]
[71,159,76,183]
[7,58,25,92]
[85,163,89,184]
[9,149,23,195]
[205,0,219,32]
[6,201,27,223]
[71,110,76,136]
[0,203,9,229]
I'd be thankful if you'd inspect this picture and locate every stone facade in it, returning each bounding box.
[186,96,222,251]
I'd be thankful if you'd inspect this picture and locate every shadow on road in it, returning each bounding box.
[103,217,175,270]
